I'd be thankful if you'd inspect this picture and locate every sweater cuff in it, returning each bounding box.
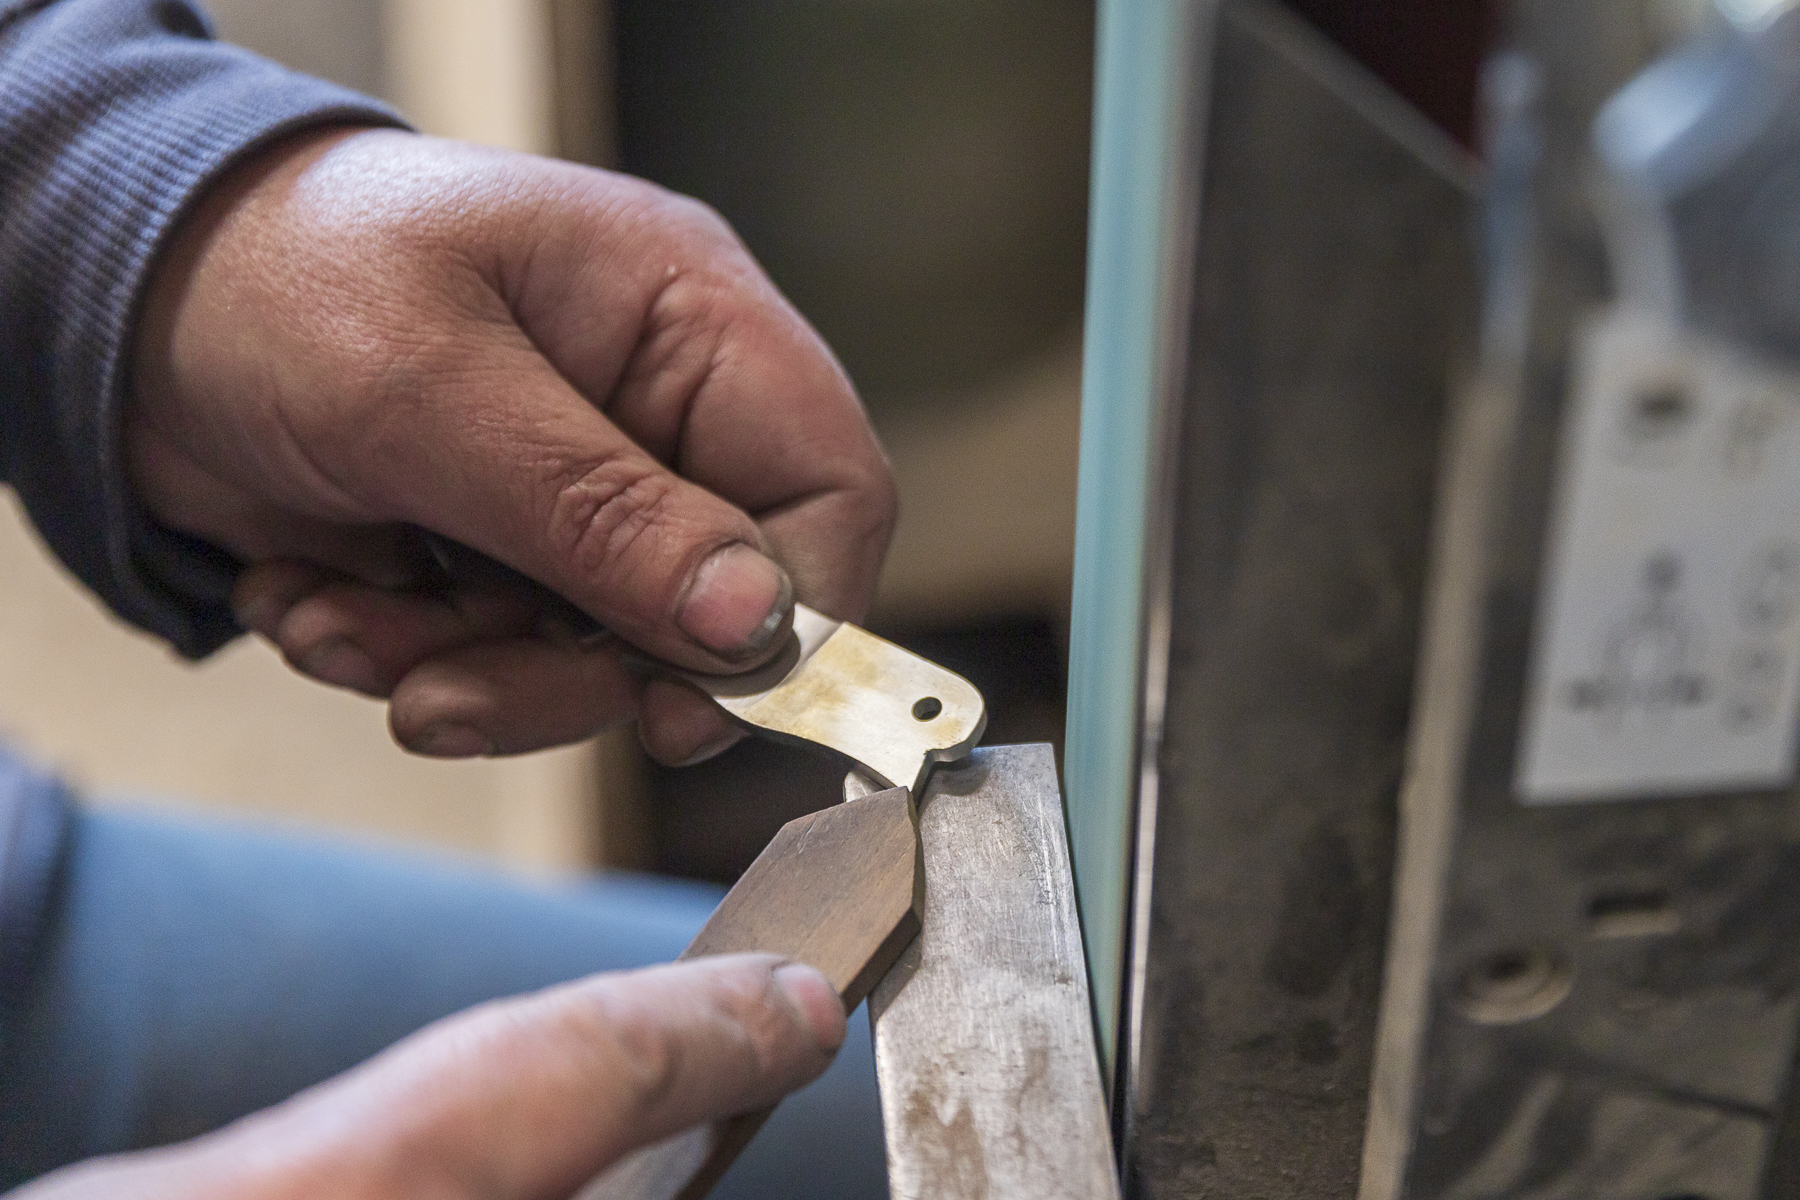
[0,0,409,657]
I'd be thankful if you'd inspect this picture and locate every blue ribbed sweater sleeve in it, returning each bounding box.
[0,0,405,658]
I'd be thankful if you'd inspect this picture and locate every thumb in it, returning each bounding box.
[6,956,845,1200]
[375,339,795,672]
[311,954,846,1197]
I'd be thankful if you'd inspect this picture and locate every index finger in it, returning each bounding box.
[499,173,899,622]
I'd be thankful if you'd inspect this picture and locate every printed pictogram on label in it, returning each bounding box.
[1517,307,1800,803]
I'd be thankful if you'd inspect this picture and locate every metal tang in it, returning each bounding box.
[670,603,987,800]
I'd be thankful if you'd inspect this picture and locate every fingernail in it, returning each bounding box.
[674,728,745,767]
[297,638,386,696]
[774,963,846,1052]
[676,544,792,661]
[414,723,495,758]
[233,592,291,638]
[535,610,614,651]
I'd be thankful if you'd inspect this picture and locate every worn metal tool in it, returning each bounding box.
[669,602,987,797]
[872,744,1121,1200]
[587,749,1121,1200]
[422,533,986,795]
[581,780,925,1200]
[425,539,1113,1197]
[582,614,1116,1199]
[580,609,984,1200]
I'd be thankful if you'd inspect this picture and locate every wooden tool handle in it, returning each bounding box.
[579,786,924,1200]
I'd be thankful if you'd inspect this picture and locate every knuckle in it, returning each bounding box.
[659,192,740,249]
[546,457,685,590]
[857,460,901,540]
[559,960,812,1133]
[599,1005,689,1115]
[584,966,766,1113]
[823,457,901,559]
[709,960,806,1077]
[628,288,733,405]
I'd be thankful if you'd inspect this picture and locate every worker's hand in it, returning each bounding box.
[128,127,895,765]
[11,954,845,1200]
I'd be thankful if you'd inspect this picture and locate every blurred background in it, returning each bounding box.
[0,0,1490,884]
[0,0,1094,882]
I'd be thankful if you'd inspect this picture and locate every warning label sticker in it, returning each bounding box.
[1517,307,1800,803]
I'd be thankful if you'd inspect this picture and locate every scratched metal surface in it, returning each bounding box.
[1115,3,1476,1197]
[870,743,1120,1200]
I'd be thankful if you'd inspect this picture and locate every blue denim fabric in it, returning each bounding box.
[0,798,887,1198]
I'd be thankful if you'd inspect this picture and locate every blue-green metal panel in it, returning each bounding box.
[1066,0,1210,1076]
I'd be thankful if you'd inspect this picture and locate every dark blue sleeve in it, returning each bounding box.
[0,0,406,658]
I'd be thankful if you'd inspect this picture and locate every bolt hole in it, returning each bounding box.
[1453,946,1572,1025]
[1626,384,1693,443]
[912,697,942,721]
[1638,386,1689,425]
[1484,952,1533,984]
[1587,889,1680,939]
